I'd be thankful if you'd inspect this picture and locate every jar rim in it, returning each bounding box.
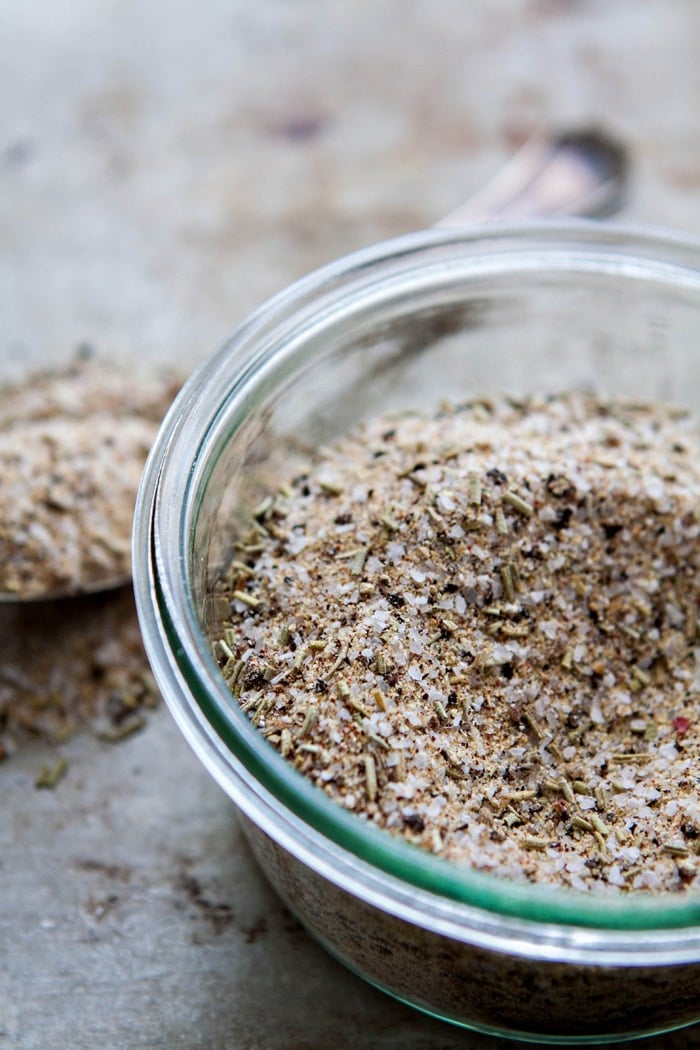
[134,219,700,942]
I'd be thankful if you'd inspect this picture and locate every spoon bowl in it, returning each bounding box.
[0,357,180,602]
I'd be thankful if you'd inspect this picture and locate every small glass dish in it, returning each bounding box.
[133,221,700,1044]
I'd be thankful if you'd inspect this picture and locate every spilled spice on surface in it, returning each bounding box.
[213,392,700,894]
[0,585,158,757]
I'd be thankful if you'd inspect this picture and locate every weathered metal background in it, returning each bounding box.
[2,2,700,1046]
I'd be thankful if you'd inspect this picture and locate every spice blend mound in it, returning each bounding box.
[213,394,700,894]
[0,356,181,599]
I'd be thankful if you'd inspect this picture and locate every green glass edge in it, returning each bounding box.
[158,419,700,936]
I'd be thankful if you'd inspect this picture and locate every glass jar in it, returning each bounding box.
[133,221,700,1043]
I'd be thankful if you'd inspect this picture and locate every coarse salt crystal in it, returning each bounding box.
[426,796,447,818]
[406,592,429,608]
[644,477,666,501]
[635,786,661,801]
[427,686,446,703]
[665,603,685,628]
[539,619,559,640]
[608,865,626,887]
[590,697,605,725]
[408,629,424,655]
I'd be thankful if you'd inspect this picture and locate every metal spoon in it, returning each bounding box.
[0,127,629,604]
[438,126,629,226]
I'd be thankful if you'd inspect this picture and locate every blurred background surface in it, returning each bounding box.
[2,0,699,378]
[2,2,700,1047]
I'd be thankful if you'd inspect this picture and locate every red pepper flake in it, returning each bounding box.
[672,716,691,735]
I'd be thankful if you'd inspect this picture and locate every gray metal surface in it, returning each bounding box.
[2,2,700,1047]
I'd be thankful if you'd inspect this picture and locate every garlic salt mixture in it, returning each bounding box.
[212,393,700,894]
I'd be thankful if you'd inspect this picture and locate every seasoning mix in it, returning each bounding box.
[0,354,179,599]
[213,393,700,894]
[0,355,178,762]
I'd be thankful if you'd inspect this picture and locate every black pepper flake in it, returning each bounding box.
[553,507,573,532]
[486,467,508,486]
[241,663,266,690]
[602,523,623,540]
[387,593,405,608]
[403,813,425,832]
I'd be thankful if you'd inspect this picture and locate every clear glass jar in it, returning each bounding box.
[133,221,700,1043]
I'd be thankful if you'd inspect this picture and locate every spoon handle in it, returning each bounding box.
[437,127,629,227]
